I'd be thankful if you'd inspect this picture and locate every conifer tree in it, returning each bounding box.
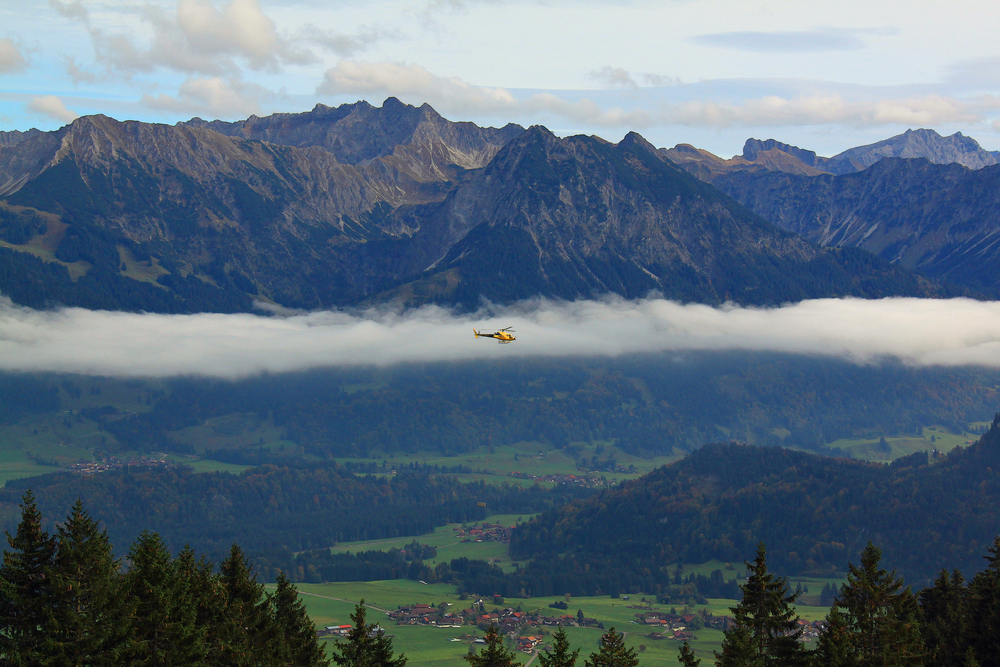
[538,627,579,667]
[967,536,1000,667]
[331,599,406,667]
[715,542,806,667]
[813,605,853,667]
[48,499,128,666]
[174,544,219,653]
[584,627,638,667]
[823,541,923,667]
[123,530,206,666]
[920,569,968,667]
[0,489,57,665]
[678,641,701,667]
[272,571,328,667]
[219,543,277,667]
[465,624,515,667]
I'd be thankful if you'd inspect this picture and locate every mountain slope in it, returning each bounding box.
[710,158,1000,296]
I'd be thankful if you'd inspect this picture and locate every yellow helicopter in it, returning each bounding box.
[473,326,516,344]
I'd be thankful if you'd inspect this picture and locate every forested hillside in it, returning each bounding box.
[42,353,997,460]
[505,413,1000,591]
[0,463,592,581]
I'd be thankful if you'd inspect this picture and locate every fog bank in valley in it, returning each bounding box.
[1,295,998,378]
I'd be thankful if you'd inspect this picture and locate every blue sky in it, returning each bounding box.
[2,0,1000,157]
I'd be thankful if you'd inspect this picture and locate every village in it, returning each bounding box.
[320,599,826,655]
[69,455,173,474]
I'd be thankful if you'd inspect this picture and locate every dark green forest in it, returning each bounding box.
[10,351,996,462]
[0,463,593,582]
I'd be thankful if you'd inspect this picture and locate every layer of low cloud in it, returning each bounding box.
[4,295,1000,379]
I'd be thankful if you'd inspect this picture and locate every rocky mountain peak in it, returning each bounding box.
[825,128,1000,173]
[618,131,658,154]
[742,138,819,167]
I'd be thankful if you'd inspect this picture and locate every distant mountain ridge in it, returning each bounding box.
[667,128,1000,179]
[0,101,950,312]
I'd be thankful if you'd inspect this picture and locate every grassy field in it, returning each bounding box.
[331,513,535,572]
[284,576,841,667]
[827,424,983,461]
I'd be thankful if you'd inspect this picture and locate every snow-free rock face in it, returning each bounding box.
[710,157,1000,295]
[824,128,1000,174]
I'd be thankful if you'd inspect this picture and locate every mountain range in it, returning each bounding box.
[663,130,1000,296]
[0,99,970,314]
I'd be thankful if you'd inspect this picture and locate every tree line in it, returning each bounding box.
[701,538,1000,667]
[428,540,1000,667]
[0,491,326,666]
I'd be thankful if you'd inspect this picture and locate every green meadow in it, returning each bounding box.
[330,513,534,572]
[282,576,840,667]
[827,424,983,461]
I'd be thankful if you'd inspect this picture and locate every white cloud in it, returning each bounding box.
[176,0,295,70]
[317,61,657,127]
[141,76,268,118]
[662,93,981,129]
[0,38,27,73]
[317,60,517,113]
[4,295,1000,379]
[66,0,309,77]
[26,95,78,123]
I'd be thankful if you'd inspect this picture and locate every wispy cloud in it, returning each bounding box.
[589,66,638,89]
[690,27,899,54]
[661,92,980,128]
[3,296,1000,379]
[0,38,27,73]
[300,24,397,58]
